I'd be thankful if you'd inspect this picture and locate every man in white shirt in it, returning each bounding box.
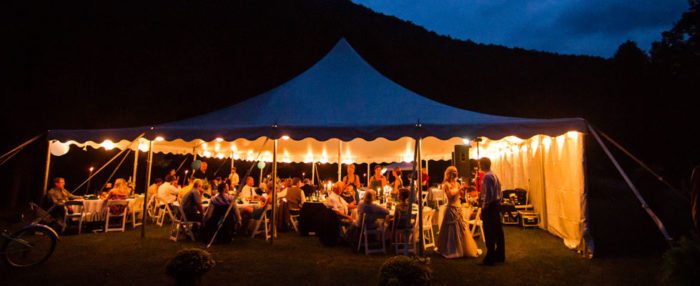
[325,182,352,221]
[157,175,180,205]
[239,176,256,200]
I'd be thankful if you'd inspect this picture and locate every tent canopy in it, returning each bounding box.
[49,39,585,144]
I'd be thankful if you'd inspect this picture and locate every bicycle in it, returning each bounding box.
[0,203,59,268]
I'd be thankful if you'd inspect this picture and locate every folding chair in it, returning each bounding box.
[250,205,273,240]
[131,195,144,228]
[169,205,200,242]
[468,207,485,243]
[155,199,176,227]
[420,208,436,251]
[357,213,387,255]
[146,195,159,222]
[289,208,301,233]
[104,200,129,232]
[62,201,86,234]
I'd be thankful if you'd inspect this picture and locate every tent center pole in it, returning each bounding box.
[271,139,278,243]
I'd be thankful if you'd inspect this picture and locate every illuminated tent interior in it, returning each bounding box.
[48,39,589,252]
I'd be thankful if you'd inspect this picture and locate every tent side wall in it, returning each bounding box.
[489,132,586,249]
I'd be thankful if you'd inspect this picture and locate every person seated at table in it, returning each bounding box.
[193,162,208,180]
[239,176,256,200]
[178,177,195,203]
[340,184,358,211]
[368,165,388,193]
[392,188,413,230]
[390,168,403,202]
[342,164,361,191]
[181,179,205,223]
[147,178,163,197]
[105,178,130,215]
[46,177,83,221]
[158,175,180,207]
[286,177,306,213]
[301,178,314,197]
[355,189,390,229]
[325,182,353,223]
[201,183,242,243]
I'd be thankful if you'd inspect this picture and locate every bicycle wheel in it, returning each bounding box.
[2,226,57,267]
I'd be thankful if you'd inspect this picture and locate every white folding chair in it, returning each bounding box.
[289,208,301,233]
[131,195,144,228]
[169,205,200,242]
[358,213,387,255]
[104,200,129,232]
[420,208,436,251]
[146,195,158,222]
[250,205,273,240]
[62,201,86,234]
[155,199,176,227]
[467,207,485,243]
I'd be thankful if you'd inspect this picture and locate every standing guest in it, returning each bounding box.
[342,165,361,191]
[239,176,256,200]
[437,166,479,259]
[181,179,205,222]
[421,169,429,190]
[479,157,505,265]
[390,168,403,201]
[105,178,130,215]
[392,188,412,230]
[368,165,388,198]
[286,177,306,212]
[158,175,180,206]
[147,178,163,197]
[228,167,240,190]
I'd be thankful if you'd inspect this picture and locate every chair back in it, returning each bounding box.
[422,208,434,228]
[106,200,129,216]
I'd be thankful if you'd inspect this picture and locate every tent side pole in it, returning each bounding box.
[588,125,673,244]
[417,137,424,256]
[271,139,278,243]
[367,163,370,185]
[338,140,342,182]
[311,162,315,185]
[132,145,139,194]
[141,140,153,238]
[42,140,51,196]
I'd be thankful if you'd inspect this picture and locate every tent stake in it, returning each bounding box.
[588,124,673,245]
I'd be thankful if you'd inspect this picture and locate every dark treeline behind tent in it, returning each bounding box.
[2,0,699,256]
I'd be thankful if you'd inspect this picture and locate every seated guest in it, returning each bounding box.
[286,177,306,212]
[340,184,357,206]
[46,177,83,221]
[355,190,390,229]
[178,177,195,202]
[325,182,353,222]
[105,178,130,215]
[157,175,180,206]
[301,179,315,197]
[239,176,256,200]
[147,178,163,197]
[47,177,82,207]
[193,162,208,180]
[392,188,413,229]
[181,179,205,222]
[201,183,242,243]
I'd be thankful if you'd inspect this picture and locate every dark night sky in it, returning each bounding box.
[352,0,688,57]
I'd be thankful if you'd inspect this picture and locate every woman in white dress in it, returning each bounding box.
[437,166,480,258]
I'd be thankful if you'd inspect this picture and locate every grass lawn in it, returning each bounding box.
[0,221,662,286]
